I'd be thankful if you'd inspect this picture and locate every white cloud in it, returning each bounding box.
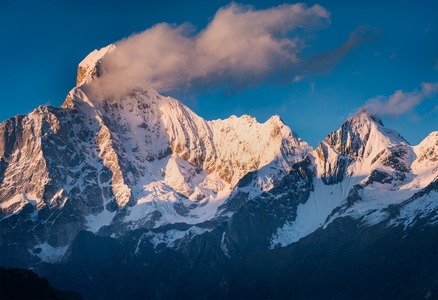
[87,3,332,98]
[86,3,378,99]
[364,82,438,117]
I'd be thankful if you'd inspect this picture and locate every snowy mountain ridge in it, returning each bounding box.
[0,45,437,268]
[272,109,438,247]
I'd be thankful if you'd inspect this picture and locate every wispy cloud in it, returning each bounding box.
[85,3,377,98]
[364,82,438,117]
[301,25,379,76]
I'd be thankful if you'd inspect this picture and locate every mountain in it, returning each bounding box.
[1,46,437,299]
[0,267,82,300]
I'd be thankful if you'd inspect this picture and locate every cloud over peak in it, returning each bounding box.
[87,3,330,97]
[86,2,375,99]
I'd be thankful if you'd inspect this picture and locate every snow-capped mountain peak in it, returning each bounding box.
[76,44,116,86]
[1,44,314,252]
[314,108,410,183]
[324,108,406,157]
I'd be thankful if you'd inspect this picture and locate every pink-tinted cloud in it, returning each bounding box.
[89,3,330,98]
[87,3,376,99]
[364,82,438,117]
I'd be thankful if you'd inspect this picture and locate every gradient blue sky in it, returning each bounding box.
[1,0,437,147]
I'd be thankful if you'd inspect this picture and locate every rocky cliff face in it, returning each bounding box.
[1,45,438,299]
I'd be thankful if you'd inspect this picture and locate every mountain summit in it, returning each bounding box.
[1,46,437,299]
[0,45,310,254]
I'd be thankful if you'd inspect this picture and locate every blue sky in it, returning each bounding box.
[1,0,437,147]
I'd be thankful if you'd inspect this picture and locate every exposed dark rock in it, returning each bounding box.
[0,267,82,300]
[365,169,393,185]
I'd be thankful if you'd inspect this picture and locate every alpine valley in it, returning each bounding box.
[1,46,438,299]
